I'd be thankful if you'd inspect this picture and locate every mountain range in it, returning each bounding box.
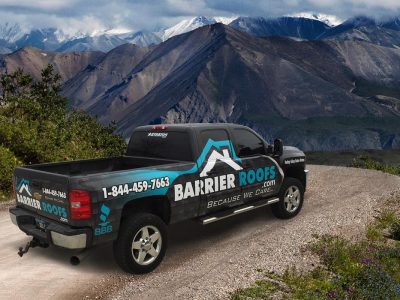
[1,15,400,151]
[2,14,400,54]
[0,16,236,53]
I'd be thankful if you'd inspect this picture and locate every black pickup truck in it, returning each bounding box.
[10,123,307,274]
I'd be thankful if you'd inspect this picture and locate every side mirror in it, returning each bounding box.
[273,139,283,156]
[266,144,273,155]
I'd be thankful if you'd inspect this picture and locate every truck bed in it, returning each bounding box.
[24,156,183,176]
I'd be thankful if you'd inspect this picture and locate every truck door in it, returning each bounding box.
[231,128,283,203]
[197,129,243,215]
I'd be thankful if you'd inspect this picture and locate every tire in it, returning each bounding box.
[113,213,168,274]
[271,177,304,219]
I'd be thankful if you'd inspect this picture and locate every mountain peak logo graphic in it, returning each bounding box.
[16,179,32,196]
[199,140,243,177]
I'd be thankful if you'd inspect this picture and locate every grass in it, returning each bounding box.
[306,150,400,177]
[306,149,400,168]
[351,155,400,176]
[232,197,400,300]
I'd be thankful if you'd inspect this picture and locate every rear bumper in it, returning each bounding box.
[9,207,92,249]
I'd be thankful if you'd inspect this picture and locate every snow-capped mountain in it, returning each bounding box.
[56,34,126,52]
[342,16,376,27]
[214,16,238,25]
[380,16,400,31]
[286,12,342,27]
[0,15,335,53]
[15,28,67,51]
[229,16,331,40]
[3,13,400,54]
[122,31,162,46]
[319,16,376,38]
[0,23,27,43]
[161,16,222,41]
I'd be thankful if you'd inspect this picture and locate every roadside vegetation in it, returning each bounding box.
[232,196,400,300]
[0,65,126,199]
[306,149,400,168]
[307,150,400,176]
[351,155,400,176]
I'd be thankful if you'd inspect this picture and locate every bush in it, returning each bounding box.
[0,146,21,193]
[351,155,400,176]
[0,65,127,198]
[390,220,400,241]
[232,232,400,299]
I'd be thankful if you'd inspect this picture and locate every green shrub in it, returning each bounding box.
[232,231,400,299]
[390,220,400,241]
[351,155,400,176]
[355,265,398,299]
[0,65,127,198]
[0,146,21,193]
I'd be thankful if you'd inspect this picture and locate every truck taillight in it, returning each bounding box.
[69,190,92,220]
[152,125,167,130]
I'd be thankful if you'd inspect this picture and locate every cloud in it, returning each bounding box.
[0,0,76,11]
[0,0,399,34]
[205,0,400,18]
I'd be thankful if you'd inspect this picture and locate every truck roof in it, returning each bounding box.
[136,123,246,131]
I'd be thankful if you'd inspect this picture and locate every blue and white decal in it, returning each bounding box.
[94,204,112,235]
[100,139,283,203]
[15,178,68,222]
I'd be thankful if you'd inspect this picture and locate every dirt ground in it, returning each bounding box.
[0,165,399,300]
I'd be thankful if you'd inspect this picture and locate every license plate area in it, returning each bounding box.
[35,218,48,231]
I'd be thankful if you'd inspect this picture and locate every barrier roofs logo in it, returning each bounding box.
[17,178,32,197]
[198,139,243,177]
[200,147,243,177]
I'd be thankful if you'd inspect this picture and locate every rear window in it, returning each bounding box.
[127,131,193,161]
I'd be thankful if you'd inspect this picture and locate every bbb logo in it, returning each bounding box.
[95,204,113,236]
[17,179,32,196]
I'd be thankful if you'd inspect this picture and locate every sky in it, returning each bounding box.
[0,0,399,35]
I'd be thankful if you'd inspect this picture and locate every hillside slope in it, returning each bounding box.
[76,24,400,150]
[62,43,149,108]
[2,24,400,151]
[0,47,104,82]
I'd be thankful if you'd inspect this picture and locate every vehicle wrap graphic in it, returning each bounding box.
[15,177,69,222]
[100,139,284,203]
[95,204,112,236]
[17,178,32,196]
[16,178,41,210]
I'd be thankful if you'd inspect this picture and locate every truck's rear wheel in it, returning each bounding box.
[113,213,167,274]
[271,177,304,219]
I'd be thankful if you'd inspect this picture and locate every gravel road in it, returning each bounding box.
[1,165,399,300]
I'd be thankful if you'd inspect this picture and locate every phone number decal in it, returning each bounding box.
[102,177,170,199]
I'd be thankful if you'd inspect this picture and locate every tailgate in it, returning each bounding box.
[14,167,70,224]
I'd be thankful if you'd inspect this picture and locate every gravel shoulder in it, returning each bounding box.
[0,208,121,300]
[0,165,399,300]
[107,165,400,300]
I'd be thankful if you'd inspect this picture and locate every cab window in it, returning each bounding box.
[199,129,230,148]
[232,128,265,157]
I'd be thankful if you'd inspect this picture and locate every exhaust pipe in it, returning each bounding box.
[70,250,89,266]
[70,255,80,265]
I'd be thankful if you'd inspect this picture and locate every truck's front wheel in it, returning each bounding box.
[113,213,168,274]
[271,177,304,219]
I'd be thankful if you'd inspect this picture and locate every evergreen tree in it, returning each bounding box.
[0,65,127,197]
